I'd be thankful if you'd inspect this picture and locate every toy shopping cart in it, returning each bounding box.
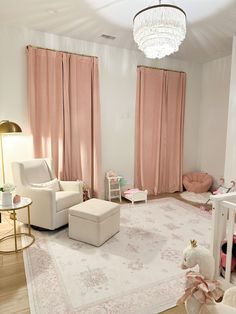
[200,178,235,211]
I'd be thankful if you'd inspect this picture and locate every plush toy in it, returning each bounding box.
[106,170,117,178]
[82,183,90,202]
[178,240,236,314]
[106,170,119,183]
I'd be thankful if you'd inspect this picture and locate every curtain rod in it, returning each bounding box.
[26,45,98,59]
[137,65,186,74]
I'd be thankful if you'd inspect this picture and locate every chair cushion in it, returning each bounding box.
[183,172,213,193]
[22,159,52,183]
[69,198,120,222]
[56,191,81,212]
[31,178,61,192]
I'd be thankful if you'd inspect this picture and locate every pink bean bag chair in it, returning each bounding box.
[182,172,213,193]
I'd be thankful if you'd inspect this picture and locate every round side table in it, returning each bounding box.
[0,197,35,254]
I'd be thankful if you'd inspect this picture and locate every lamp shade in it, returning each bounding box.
[0,120,22,133]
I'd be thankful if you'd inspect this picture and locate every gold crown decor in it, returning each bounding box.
[190,239,198,248]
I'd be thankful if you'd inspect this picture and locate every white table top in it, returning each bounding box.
[0,197,32,211]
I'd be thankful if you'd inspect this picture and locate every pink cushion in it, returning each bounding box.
[182,172,213,193]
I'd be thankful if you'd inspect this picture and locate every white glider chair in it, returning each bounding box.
[11,158,83,230]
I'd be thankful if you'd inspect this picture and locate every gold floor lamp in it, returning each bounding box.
[0,120,22,222]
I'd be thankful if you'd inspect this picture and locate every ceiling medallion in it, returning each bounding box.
[133,1,186,59]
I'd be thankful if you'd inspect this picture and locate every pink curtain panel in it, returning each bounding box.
[134,66,186,194]
[27,46,101,197]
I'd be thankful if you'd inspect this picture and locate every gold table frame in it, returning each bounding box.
[0,197,35,254]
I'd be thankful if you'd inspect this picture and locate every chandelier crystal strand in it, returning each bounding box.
[133,4,186,59]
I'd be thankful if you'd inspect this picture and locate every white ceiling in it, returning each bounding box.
[0,0,235,62]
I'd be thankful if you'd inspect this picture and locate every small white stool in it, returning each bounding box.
[68,198,120,246]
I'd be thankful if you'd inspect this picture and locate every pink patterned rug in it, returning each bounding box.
[23,198,211,314]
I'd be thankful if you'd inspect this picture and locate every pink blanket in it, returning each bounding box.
[124,189,141,196]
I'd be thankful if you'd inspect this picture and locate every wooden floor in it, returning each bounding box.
[0,193,196,314]
[0,212,30,314]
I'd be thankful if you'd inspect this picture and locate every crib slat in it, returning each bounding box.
[210,194,236,288]
[225,208,235,282]
[211,199,227,278]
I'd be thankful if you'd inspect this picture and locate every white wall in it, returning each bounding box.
[0,25,202,189]
[224,37,236,185]
[198,55,231,186]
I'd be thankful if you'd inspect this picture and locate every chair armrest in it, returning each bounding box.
[15,186,56,229]
[20,187,56,212]
[59,180,83,194]
[24,186,55,198]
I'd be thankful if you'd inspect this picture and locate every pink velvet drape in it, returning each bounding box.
[135,66,186,194]
[27,46,101,197]
[63,54,101,196]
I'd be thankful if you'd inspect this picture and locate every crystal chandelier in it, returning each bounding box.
[133,1,186,59]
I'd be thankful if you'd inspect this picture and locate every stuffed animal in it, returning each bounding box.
[106,170,117,178]
[178,240,236,314]
[106,170,119,183]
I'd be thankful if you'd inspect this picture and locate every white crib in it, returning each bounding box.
[211,192,236,289]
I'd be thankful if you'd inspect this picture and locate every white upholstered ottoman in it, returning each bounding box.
[68,198,120,246]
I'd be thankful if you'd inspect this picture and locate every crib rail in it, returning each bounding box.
[222,201,236,283]
[211,192,236,288]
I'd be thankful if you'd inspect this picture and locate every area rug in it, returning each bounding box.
[180,191,212,204]
[23,198,211,314]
